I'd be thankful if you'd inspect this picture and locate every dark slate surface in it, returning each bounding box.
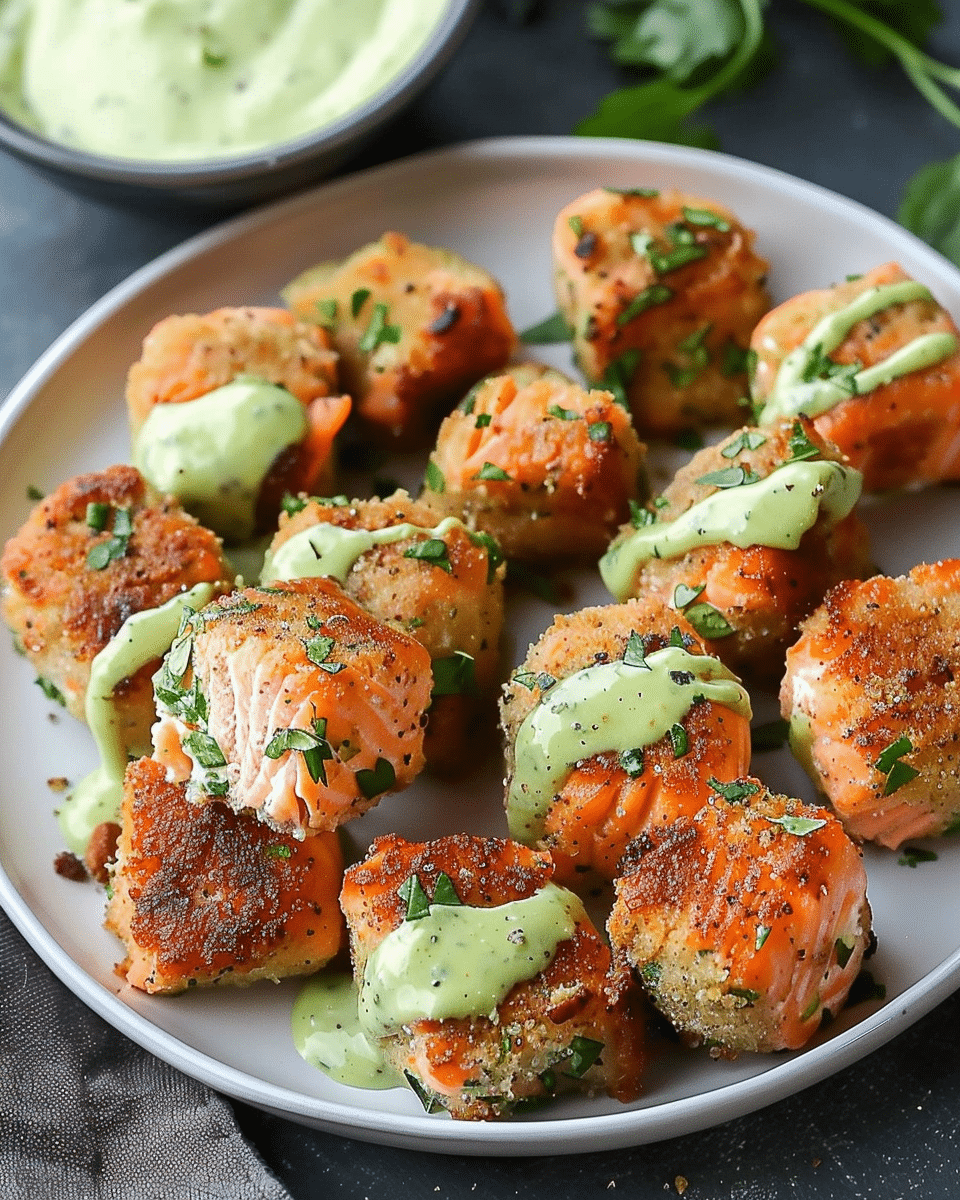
[2,1,960,1195]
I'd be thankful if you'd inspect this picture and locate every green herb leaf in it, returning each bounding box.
[721,429,766,458]
[622,629,650,668]
[695,465,759,488]
[350,288,370,317]
[399,875,432,921]
[475,412,492,428]
[709,776,759,804]
[304,634,345,673]
[683,601,735,639]
[424,459,446,494]
[673,582,705,609]
[682,205,731,231]
[359,303,402,354]
[727,985,760,1006]
[355,756,396,800]
[518,311,574,344]
[899,152,960,267]
[899,845,938,868]
[182,730,227,770]
[431,872,462,907]
[834,936,855,968]
[565,1036,604,1078]
[619,747,645,778]
[85,501,110,531]
[315,298,338,329]
[548,404,580,421]
[755,925,771,951]
[431,651,477,697]
[601,347,641,409]
[616,283,673,326]
[629,498,655,527]
[264,844,292,860]
[874,735,920,795]
[786,420,822,462]
[511,669,558,693]
[403,537,452,573]
[588,420,612,442]
[35,676,66,706]
[668,722,689,757]
[473,462,512,482]
[26,484,44,501]
[768,814,828,837]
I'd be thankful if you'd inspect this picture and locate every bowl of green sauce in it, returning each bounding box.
[0,0,480,207]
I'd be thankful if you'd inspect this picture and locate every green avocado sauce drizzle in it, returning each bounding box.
[598,459,862,602]
[57,582,216,856]
[757,280,957,423]
[505,645,751,844]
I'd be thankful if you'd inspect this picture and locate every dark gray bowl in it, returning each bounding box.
[0,0,480,209]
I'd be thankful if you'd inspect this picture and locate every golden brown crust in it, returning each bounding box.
[1,465,231,747]
[105,757,345,993]
[553,188,769,437]
[284,231,517,448]
[340,834,645,1119]
[610,417,873,686]
[420,364,648,563]
[781,558,960,847]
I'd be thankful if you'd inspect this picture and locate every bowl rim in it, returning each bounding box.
[0,0,481,188]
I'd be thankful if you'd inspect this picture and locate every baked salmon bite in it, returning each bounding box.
[1,464,231,756]
[126,305,350,542]
[419,362,648,565]
[151,577,432,836]
[608,778,873,1054]
[781,559,960,849]
[500,596,752,886]
[105,756,345,994]
[283,231,516,449]
[552,186,770,437]
[262,489,505,777]
[335,833,645,1120]
[750,262,960,492]
[598,417,873,686]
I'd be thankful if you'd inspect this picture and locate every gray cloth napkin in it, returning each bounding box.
[0,908,293,1200]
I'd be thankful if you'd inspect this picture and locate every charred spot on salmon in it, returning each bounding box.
[428,304,461,335]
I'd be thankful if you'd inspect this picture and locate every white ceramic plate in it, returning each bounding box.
[2,137,960,1157]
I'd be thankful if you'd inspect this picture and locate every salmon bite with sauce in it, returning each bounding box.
[500,597,752,885]
[334,833,646,1120]
[261,489,505,776]
[781,559,960,849]
[1,464,231,756]
[125,305,350,542]
[607,778,873,1054]
[599,417,873,686]
[419,363,648,564]
[151,577,432,836]
[750,262,960,492]
[283,231,516,448]
[552,187,770,437]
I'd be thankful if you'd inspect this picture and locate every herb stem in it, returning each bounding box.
[801,0,960,130]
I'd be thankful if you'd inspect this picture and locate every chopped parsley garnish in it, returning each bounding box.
[355,756,397,800]
[403,537,452,572]
[683,601,735,640]
[202,47,227,67]
[568,214,585,237]
[605,186,659,198]
[695,465,759,488]
[518,310,574,344]
[350,288,370,317]
[403,1070,444,1114]
[668,723,689,758]
[35,676,66,707]
[304,634,345,673]
[673,582,704,610]
[755,925,771,951]
[800,993,821,1022]
[85,502,110,531]
[874,735,920,796]
[600,347,641,409]
[473,462,512,482]
[264,719,334,785]
[26,484,44,501]
[588,420,612,442]
[457,384,481,414]
[431,651,477,697]
[834,936,855,968]
[182,730,227,770]
[721,341,751,377]
[398,874,432,920]
[264,844,292,860]
[709,777,760,804]
[727,986,760,1006]
[616,283,673,326]
[475,412,492,428]
[800,342,860,393]
[468,528,504,583]
[898,846,938,868]
[721,429,766,459]
[281,493,309,516]
[682,206,730,231]
[359,303,402,354]
[86,505,133,570]
[547,404,580,421]
[564,1036,604,1079]
[431,872,462,907]
[786,420,822,463]
[767,814,828,837]
[315,298,338,330]
[424,459,446,494]
[622,629,650,668]
[511,669,558,693]
[648,224,708,274]
[629,498,655,527]
[619,747,645,778]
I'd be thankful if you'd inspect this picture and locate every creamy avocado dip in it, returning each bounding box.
[0,0,448,161]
